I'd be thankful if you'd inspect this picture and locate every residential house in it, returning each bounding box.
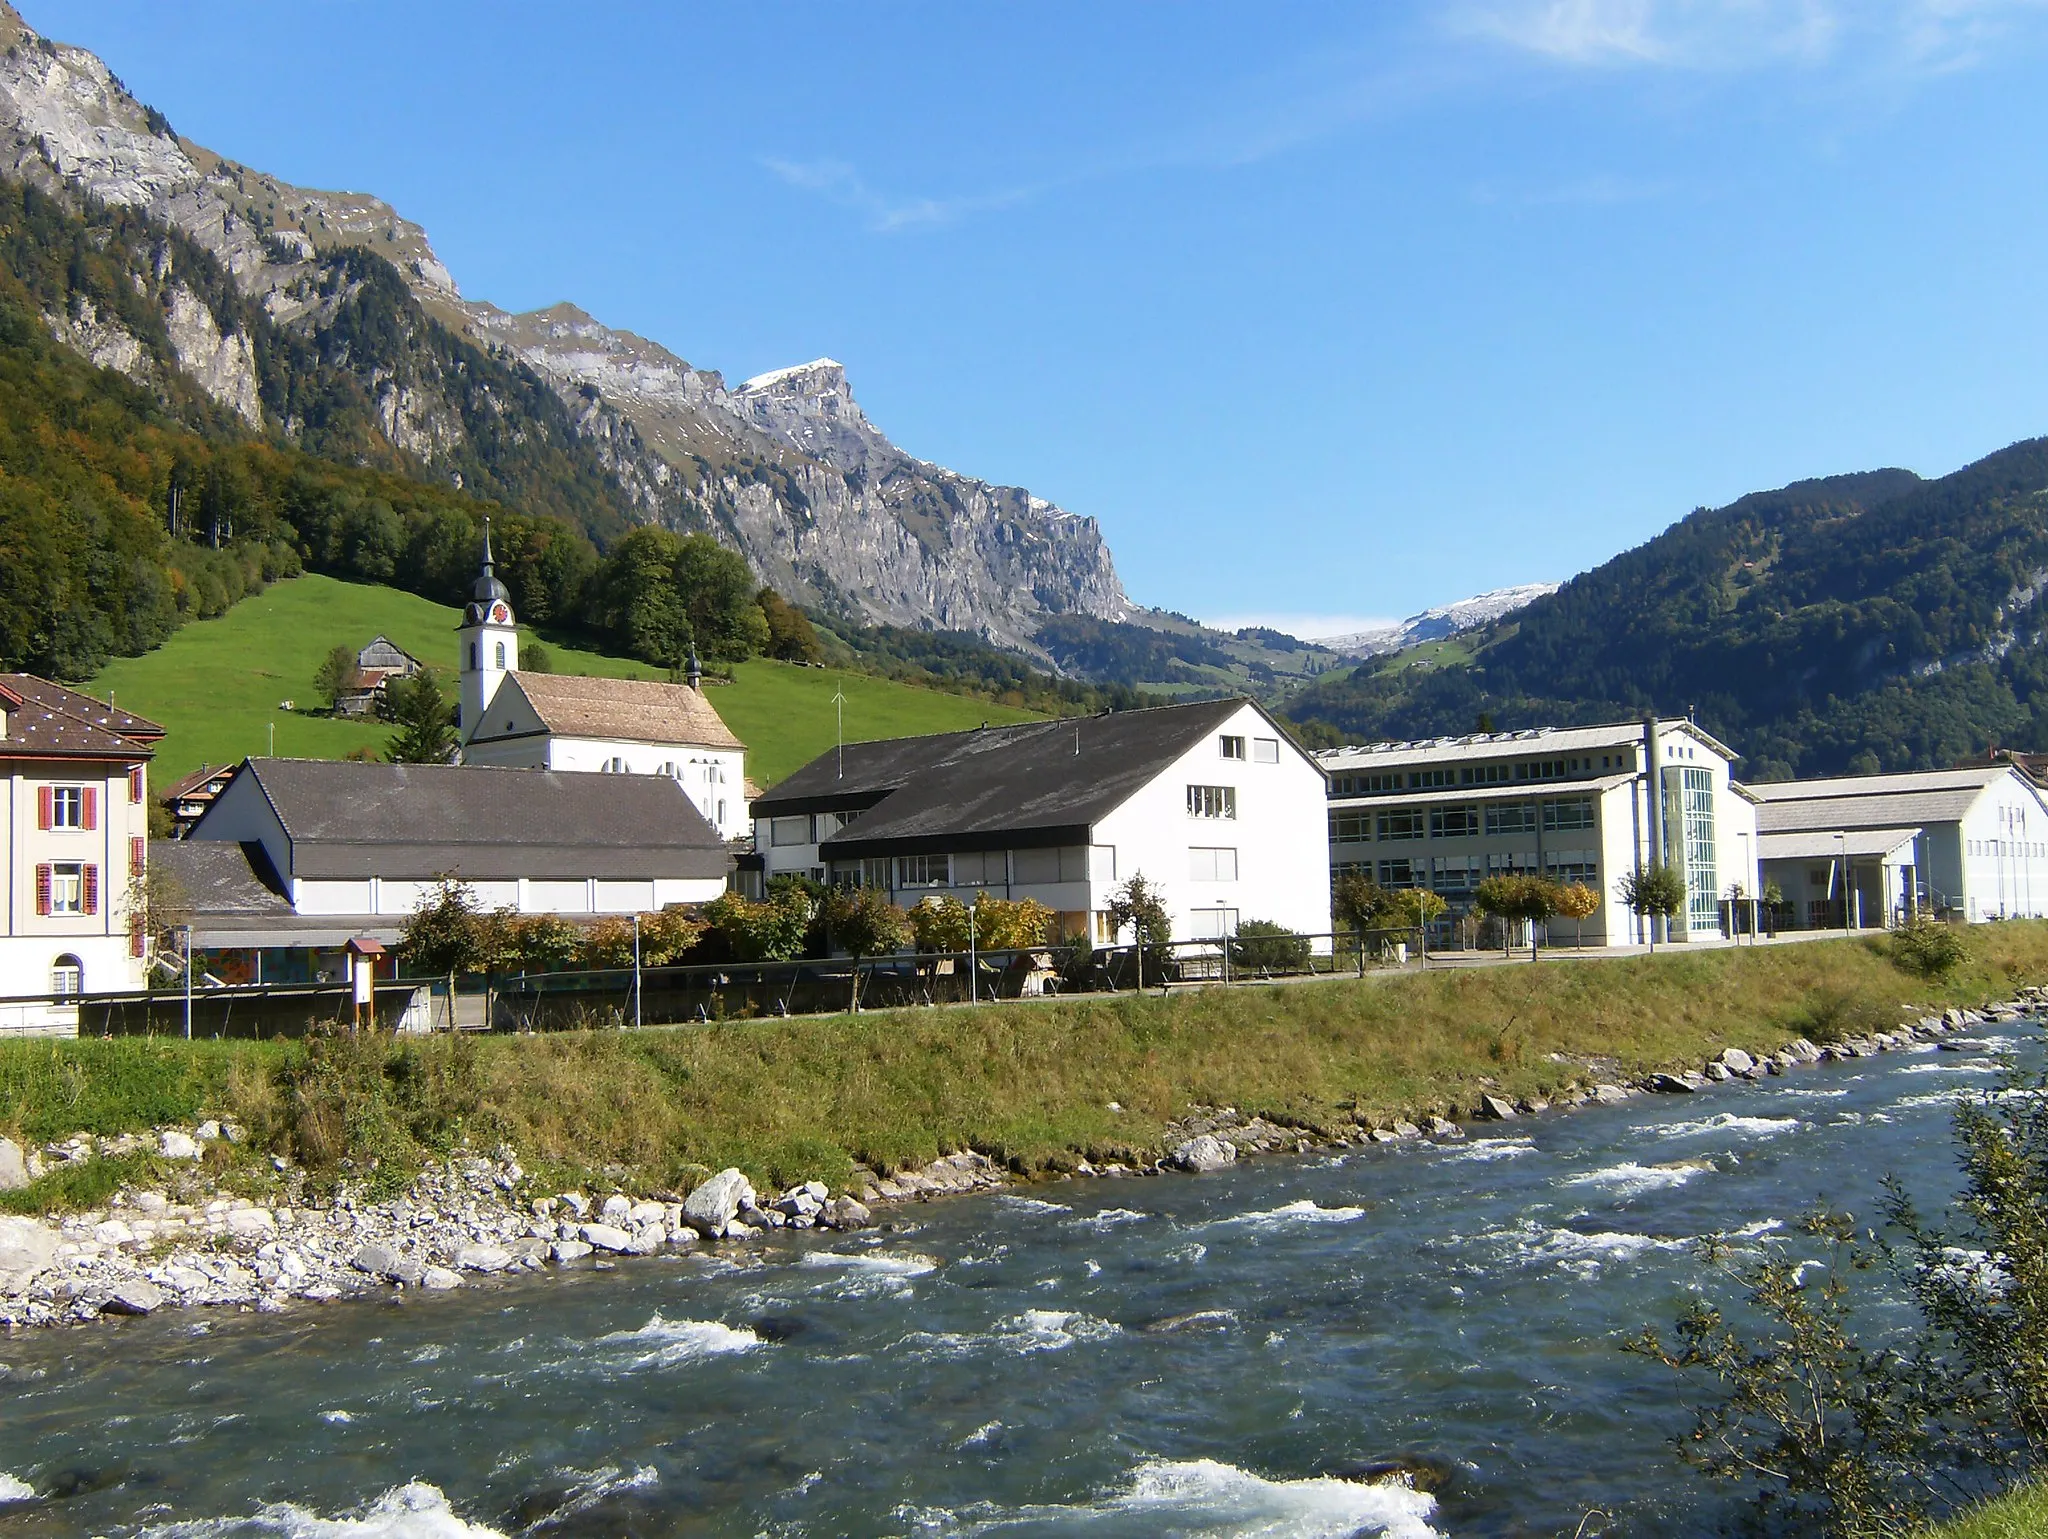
[166,757,732,982]
[1316,718,1760,946]
[751,698,1331,947]
[1747,766,2048,927]
[332,635,422,718]
[160,762,236,837]
[0,675,163,1025]
[450,526,748,840]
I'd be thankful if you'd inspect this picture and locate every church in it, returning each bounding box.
[453,525,750,842]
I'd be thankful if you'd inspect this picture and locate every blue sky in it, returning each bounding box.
[46,1,2048,638]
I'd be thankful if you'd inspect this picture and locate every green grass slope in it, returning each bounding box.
[86,574,1043,787]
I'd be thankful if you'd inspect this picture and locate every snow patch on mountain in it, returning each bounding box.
[1316,583,1560,657]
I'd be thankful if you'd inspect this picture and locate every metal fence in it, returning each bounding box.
[0,928,1429,1041]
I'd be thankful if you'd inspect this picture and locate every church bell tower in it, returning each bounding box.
[457,517,518,737]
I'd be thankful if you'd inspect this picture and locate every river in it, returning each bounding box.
[0,1022,2036,1538]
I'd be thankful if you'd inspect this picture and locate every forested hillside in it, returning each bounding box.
[1286,443,2048,777]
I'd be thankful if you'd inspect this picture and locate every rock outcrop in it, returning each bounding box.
[0,6,1130,648]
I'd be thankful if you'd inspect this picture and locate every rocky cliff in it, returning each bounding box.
[0,5,1129,651]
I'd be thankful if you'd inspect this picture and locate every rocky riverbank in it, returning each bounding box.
[1,990,2039,1334]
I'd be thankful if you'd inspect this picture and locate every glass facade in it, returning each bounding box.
[1681,766,1717,934]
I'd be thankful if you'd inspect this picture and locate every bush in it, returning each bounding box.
[1231,920,1311,972]
[1892,916,1968,981]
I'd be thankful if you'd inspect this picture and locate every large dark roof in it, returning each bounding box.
[760,698,1273,856]
[152,840,291,916]
[196,759,730,881]
[0,674,164,759]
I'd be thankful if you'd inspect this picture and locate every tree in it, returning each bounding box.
[520,639,553,674]
[1231,919,1311,973]
[675,533,770,663]
[313,644,358,711]
[907,893,1056,955]
[385,671,456,763]
[1106,873,1172,987]
[1553,881,1600,949]
[1619,862,1687,951]
[824,886,910,1009]
[1384,886,1447,934]
[1475,873,1562,961]
[397,878,488,978]
[702,888,814,962]
[757,587,824,663]
[503,913,582,972]
[1332,871,1393,934]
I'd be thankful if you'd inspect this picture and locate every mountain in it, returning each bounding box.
[1314,584,1561,659]
[0,5,1128,651]
[1280,447,2048,778]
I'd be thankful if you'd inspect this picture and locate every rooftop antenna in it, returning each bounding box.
[832,686,846,780]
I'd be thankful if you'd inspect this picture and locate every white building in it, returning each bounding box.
[169,758,732,976]
[451,523,748,841]
[1748,765,2048,927]
[0,676,163,1028]
[751,698,1331,948]
[1316,718,1760,946]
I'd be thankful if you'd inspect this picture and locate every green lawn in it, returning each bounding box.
[1925,1482,2048,1538]
[87,574,1043,787]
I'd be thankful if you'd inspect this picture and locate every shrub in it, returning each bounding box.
[1231,920,1311,972]
[1891,916,1968,981]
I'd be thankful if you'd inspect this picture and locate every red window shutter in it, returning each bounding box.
[34,863,50,916]
[36,786,51,830]
[130,919,146,958]
[82,786,97,830]
[129,766,144,804]
[131,835,145,873]
[82,865,98,916]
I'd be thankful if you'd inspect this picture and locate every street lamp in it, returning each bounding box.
[1839,830,1851,934]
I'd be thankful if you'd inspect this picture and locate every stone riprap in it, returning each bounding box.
[1,988,2040,1334]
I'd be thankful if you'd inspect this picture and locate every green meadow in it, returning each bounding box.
[86,574,1043,787]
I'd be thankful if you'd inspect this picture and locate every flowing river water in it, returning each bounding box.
[0,1022,2039,1539]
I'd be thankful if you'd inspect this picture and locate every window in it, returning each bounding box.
[1545,850,1599,886]
[1486,803,1536,836]
[128,766,144,804]
[1093,910,1116,944]
[717,799,727,825]
[601,757,628,773]
[1431,855,1482,891]
[468,642,479,669]
[40,785,88,830]
[1252,737,1280,764]
[1376,809,1425,841]
[43,862,85,915]
[1189,847,1238,881]
[50,955,82,999]
[1486,852,1541,876]
[494,642,506,668]
[895,854,951,889]
[1329,811,1372,844]
[1187,784,1237,820]
[770,815,811,847]
[1219,735,1246,760]
[1408,768,1455,789]
[1333,860,1372,881]
[1430,807,1480,838]
[1377,857,1417,888]
[1461,763,1513,785]
[1542,797,1595,832]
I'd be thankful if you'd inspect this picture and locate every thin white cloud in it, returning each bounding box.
[1207,613,1401,643]
[763,156,1033,233]
[1452,0,2046,74]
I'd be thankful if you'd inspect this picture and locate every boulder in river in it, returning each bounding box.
[0,1217,58,1293]
[1329,1452,1460,1494]
[1144,1308,1236,1333]
[99,1281,165,1316]
[1476,1095,1518,1121]
[683,1168,755,1236]
[1172,1135,1236,1173]
[1645,1073,1696,1094]
[1718,1047,1756,1075]
[820,1196,873,1230]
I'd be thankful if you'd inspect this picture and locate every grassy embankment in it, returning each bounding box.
[1925,1483,2048,1538]
[4,924,2046,1215]
[86,572,1043,787]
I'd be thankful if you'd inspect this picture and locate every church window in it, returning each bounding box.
[601,757,628,774]
[495,642,505,668]
[468,643,478,669]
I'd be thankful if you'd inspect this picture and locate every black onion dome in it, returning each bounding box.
[472,520,512,608]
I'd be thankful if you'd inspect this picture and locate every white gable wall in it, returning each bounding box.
[1957,770,2048,920]
[463,678,746,841]
[1093,702,1331,947]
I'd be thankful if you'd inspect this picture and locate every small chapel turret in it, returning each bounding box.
[457,518,518,736]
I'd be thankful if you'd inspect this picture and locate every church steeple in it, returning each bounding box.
[457,516,518,738]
